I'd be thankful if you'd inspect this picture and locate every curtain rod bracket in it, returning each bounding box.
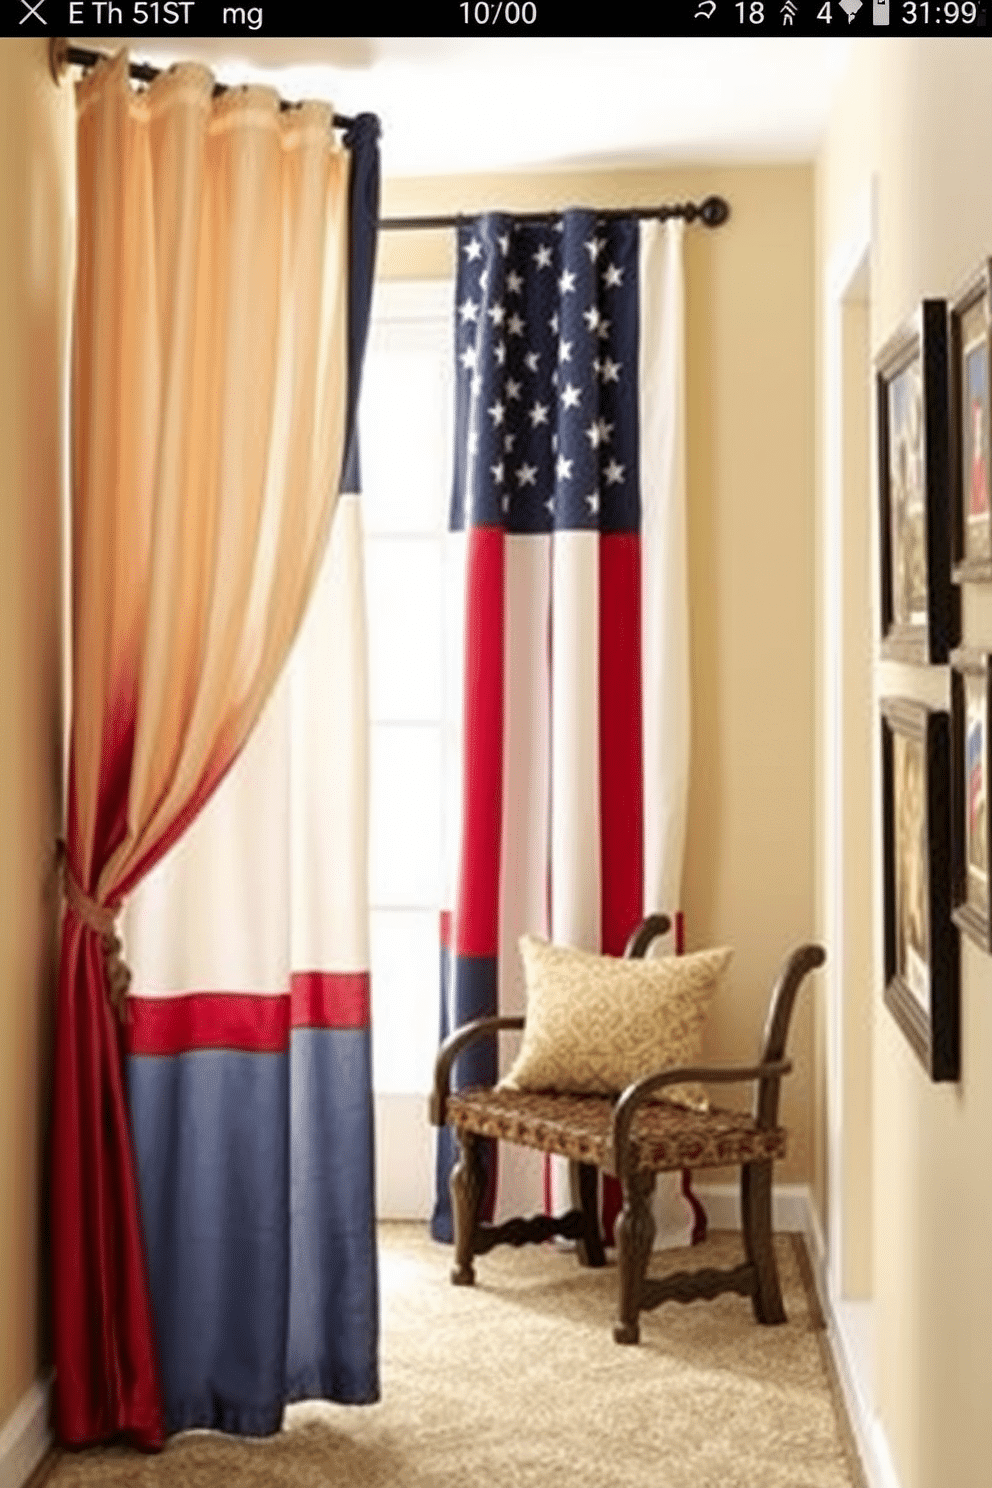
[50,37,70,85]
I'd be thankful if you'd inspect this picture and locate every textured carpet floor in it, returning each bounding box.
[40,1224,863,1488]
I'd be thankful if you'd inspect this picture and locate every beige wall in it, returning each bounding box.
[818,38,992,1488]
[0,39,72,1431]
[382,164,819,1183]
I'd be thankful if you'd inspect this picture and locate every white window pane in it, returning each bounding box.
[370,725,441,906]
[366,538,443,723]
[440,718,463,911]
[370,909,440,1094]
[359,347,453,536]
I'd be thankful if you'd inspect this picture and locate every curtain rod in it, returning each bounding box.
[50,41,729,232]
[380,197,729,230]
[50,40,356,129]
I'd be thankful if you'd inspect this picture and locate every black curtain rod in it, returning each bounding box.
[51,41,730,233]
[380,197,730,231]
[51,41,356,129]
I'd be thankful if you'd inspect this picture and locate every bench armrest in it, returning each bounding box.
[623,912,672,958]
[429,1015,525,1126]
[611,1059,793,1176]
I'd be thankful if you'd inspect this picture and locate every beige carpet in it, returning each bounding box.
[39,1224,864,1488]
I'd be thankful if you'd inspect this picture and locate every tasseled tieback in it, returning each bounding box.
[56,840,131,1020]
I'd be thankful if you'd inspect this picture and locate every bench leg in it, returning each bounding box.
[570,1161,606,1269]
[449,1129,485,1286]
[741,1159,786,1324]
[613,1168,656,1344]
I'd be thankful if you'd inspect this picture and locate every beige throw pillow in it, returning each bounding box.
[499,936,733,1111]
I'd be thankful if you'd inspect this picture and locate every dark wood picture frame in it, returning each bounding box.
[876,301,957,663]
[880,697,959,1082]
[951,648,992,951]
[950,262,992,582]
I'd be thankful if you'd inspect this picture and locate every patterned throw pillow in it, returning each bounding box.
[499,936,733,1111]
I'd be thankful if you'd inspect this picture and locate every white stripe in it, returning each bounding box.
[498,533,552,1029]
[639,220,696,1238]
[290,492,369,971]
[638,220,692,1240]
[548,528,601,1218]
[121,668,292,995]
[122,493,374,993]
[493,534,552,1223]
[639,219,689,918]
[549,529,602,951]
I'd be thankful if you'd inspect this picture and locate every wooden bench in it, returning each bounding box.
[430,916,825,1343]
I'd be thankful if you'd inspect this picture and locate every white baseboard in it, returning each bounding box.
[694,1182,902,1488]
[692,1179,811,1234]
[0,1379,51,1488]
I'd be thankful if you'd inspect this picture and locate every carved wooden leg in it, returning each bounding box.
[569,1161,606,1269]
[612,1168,656,1344]
[449,1128,485,1286]
[741,1159,786,1324]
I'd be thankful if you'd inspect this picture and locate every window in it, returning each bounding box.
[359,280,455,1213]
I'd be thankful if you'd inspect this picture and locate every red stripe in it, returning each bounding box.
[291,970,370,1030]
[439,909,452,950]
[599,534,644,953]
[126,973,370,1056]
[456,526,505,957]
[126,994,288,1056]
[599,534,644,1244]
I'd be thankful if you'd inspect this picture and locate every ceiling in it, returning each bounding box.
[104,37,854,178]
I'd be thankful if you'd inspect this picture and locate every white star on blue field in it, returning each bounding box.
[451,210,640,535]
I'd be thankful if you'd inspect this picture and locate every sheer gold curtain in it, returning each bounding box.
[53,51,357,1446]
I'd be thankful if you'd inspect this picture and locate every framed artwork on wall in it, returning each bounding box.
[880,697,959,1082]
[950,262,992,582]
[875,301,957,663]
[950,648,992,952]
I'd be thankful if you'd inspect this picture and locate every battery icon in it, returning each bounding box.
[874,0,890,20]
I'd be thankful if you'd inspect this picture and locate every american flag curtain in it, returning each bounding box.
[432,210,692,1245]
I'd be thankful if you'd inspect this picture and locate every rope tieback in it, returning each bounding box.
[56,840,131,1019]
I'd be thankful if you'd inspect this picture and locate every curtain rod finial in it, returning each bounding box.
[700,195,730,228]
[49,37,70,85]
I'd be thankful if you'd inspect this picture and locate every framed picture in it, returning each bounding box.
[951,648,992,950]
[950,262,992,581]
[880,697,959,1081]
[875,302,957,663]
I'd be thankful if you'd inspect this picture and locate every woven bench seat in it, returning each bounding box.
[446,1086,787,1174]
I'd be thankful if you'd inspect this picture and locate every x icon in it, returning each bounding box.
[20,0,45,19]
